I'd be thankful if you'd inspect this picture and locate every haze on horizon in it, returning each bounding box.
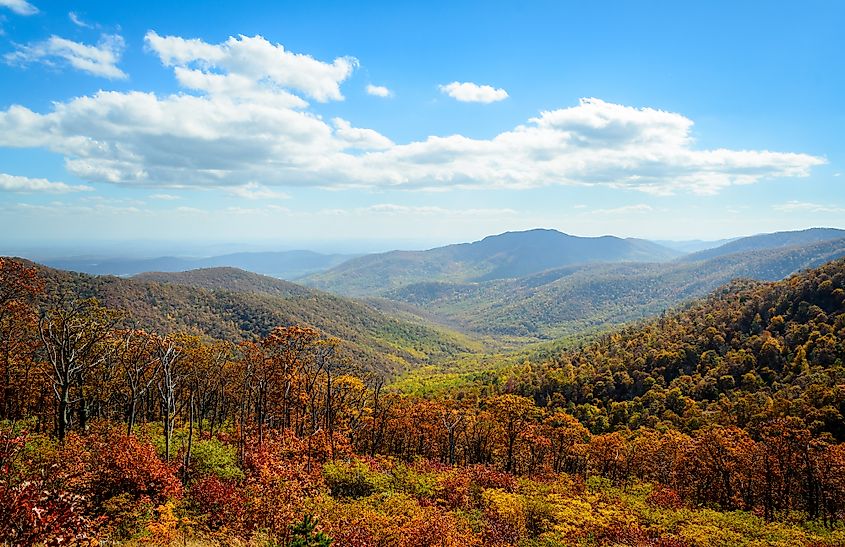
[1,1,843,251]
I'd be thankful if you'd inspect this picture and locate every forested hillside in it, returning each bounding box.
[304,229,680,296]
[3,255,845,545]
[383,236,845,339]
[442,257,845,438]
[29,262,476,375]
[679,227,845,262]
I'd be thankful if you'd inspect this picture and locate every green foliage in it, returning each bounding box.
[34,263,476,376]
[288,514,333,547]
[322,460,390,498]
[383,236,845,341]
[189,438,244,481]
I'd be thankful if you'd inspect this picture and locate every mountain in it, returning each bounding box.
[304,229,681,296]
[397,254,845,438]
[381,237,845,340]
[678,227,845,262]
[29,263,477,376]
[134,267,314,298]
[527,255,845,436]
[42,250,356,279]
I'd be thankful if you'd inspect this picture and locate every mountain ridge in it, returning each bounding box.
[303,228,681,296]
[42,250,357,279]
[381,236,845,339]
[24,262,478,376]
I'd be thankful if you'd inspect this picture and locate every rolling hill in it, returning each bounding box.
[42,250,356,279]
[380,237,845,340]
[304,229,681,296]
[29,263,478,376]
[678,227,845,262]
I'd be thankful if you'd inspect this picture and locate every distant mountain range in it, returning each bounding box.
[296,227,845,341]
[652,238,737,253]
[20,226,845,350]
[42,250,357,279]
[678,227,845,262]
[380,236,845,339]
[303,229,683,296]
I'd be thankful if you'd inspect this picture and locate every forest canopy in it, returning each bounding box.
[1,257,845,545]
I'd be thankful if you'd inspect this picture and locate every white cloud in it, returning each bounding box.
[68,11,93,28]
[773,201,845,214]
[439,81,508,103]
[150,193,180,201]
[0,172,92,193]
[144,31,357,103]
[366,84,392,97]
[333,118,393,150]
[226,182,290,200]
[5,34,126,79]
[0,0,37,15]
[0,29,825,198]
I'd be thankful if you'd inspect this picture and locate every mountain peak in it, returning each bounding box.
[304,229,680,296]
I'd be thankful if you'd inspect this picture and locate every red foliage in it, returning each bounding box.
[467,465,517,491]
[436,464,517,510]
[59,428,182,504]
[646,485,685,510]
[189,475,246,532]
[241,431,325,539]
[0,481,99,546]
[0,428,99,545]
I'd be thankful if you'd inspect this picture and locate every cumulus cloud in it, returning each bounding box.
[5,34,126,79]
[0,30,825,197]
[0,172,92,193]
[333,118,393,150]
[439,81,508,103]
[773,201,845,214]
[144,31,357,103]
[0,0,37,15]
[366,84,392,97]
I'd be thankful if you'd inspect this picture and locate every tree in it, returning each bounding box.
[289,514,333,547]
[0,259,43,421]
[38,298,123,441]
[114,329,161,435]
[156,334,184,462]
[441,401,466,466]
[488,394,540,473]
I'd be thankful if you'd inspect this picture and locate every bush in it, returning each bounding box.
[189,438,244,481]
[66,431,183,504]
[188,475,246,532]
[323,460,389,498]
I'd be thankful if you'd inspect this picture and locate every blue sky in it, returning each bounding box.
[0,0,843,254]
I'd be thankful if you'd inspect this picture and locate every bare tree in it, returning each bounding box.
[38,298,122,441]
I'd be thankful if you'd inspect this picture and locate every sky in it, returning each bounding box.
[0,0,843,255]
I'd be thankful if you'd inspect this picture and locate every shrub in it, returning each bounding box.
[189,437,244,481]
[188,475,246,532]
[323,460,389,498]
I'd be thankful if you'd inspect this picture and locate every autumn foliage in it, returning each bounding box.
[0,257,845,544]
